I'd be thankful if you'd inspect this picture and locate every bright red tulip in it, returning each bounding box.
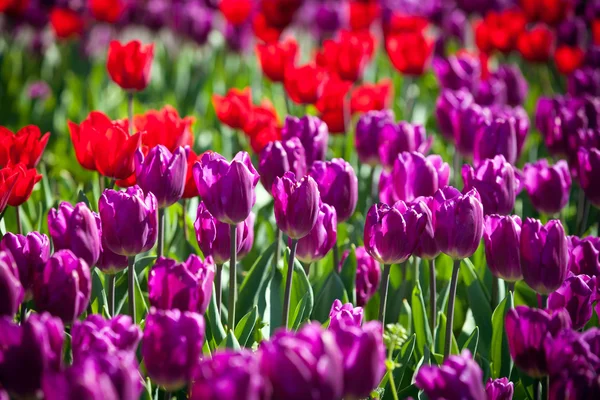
[219,0,252,25]
[517,25,554,63]
[212,87,252,130]
[49,8,84,39]
[68,111,112,171]
[134,106,194,152]
[94,126,142,180]
[386,31,433,76]
[0,0,29,14]
[0,168,19,213]
[0,125,50,169]
[89,0,124,24]
[107,40,154,91]
[350,79,392,114]
[554,46,585,76]
[252,12,282,43]
[1,164,42,207]
[349,0,380,31]
[384,13,428,35]
[243,100,280,138]
[284,63,328,105]
[475,10,527,54]
[316,77,353,134]
[250,125,281,154]
[256,38,298,82]
[519,0,570,25]
[317,31,374,82]
[593,19,600,46]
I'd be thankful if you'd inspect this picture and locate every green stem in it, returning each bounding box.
[576,193,590,236]
[491,276,499,310]
[215,263,223,315]
[386,334,400,400]
[282,239,298,329]
[273,228,282,270]
[429,258,437,335]
[508,281,515,293]
[128,256,136,321]
[107,274,115,317]
[378,264,391,323]
[228,224,237,330]
[15,206,22,235]
[157,208,165,257]
[534,380,541,400]
[333,243,340,273]
[98,173,105,193]
[182,199,188,242]
[445,259,461,359]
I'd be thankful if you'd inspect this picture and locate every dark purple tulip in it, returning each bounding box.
[193,151,259,225]
[0,251,23,318]
[190,350,269,400]
[523,160,571,215]
[452,103,491,157]
[578,147,600,206]
[543,101,589,157]
[281,115,329,167]
[99,186,158,256]
[364,201,426,265]
[328,299,363,331]
[505,306,572,378]
[436,89,473,141]
[556,17,586,47]
[273,172,321,240]
[194,202,255,264]
[142,308,205,390]
[474,75,507,107]
[568,236,600,276]
[135,145,188,208]
[224,22,252,53]
[355,110,395,165]
[548,274,596,330]
[48,202,101,267]
[259,323,344,400]
[433,187,484,260]
[536,97,556,136]
[259,138,307,195]
[392,152,450,202]
[490,105,530,158]
[172,1,213,46]
[473,117,518,165]
[378,121,432,170]
[483,215,522,282]
[411,196,440,260]
[296,203,337,263]
[71,314,142,358]
[433,54,481,92]
[0,312,64,397]
[0,232,49,297]
[148,255,215,314]
[309,158,358,222]
[415,350,486,400]
[32,250,91,324]
[586,45,600,69]
[440,9,468,44]
[92,210,128,274]
[486,377,514,400]
[339,246,381,307]
[495,65,527,107]
[462,155,517,215]
[521,218,569,295]
[568,67,600,98]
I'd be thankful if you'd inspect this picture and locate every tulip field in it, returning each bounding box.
[2,0,600,399]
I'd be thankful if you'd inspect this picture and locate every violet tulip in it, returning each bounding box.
[0,251,23,318]
[273,172,321,240]
[433,54,481,92]
[339,246,381,307]
[0,232,50,297]
[568,236,600,276]
[296,203,337,264]
[578,147,600,206]
[483,215,522,282]
[281,115,329,167]
[452,103,490,157]
[71,314,142,358]
[436,89,473,141]
[328,299,363,331]
[485,377,514,400]
[548,274,596,330]
[462,155,517,215]
[473,117,518,166]
[309,158,358,222]
[355,110,395,165]
[378,121,432,169]
[391,152,450,203]
[258,138,306,195]
[523,160,571,215]
[495,64,527,107]
[411,196,440,260]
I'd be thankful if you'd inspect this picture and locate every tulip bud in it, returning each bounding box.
[309,158,358,222]
[568,236,600,276]
[339,247,381,307]
[411,197,440,260]
[462,155,517,215]
[435,89,473,141]
[193,151,259,225]
[433,187,484,260]
[32,250,91,324]
[135,145,188,208]
[364,201,426,265]
[99,186,158,256]
[483,215,522,282]
[281,115,328,167]
[48,202,101,267]
[0,232,50,297]
[107,40,154,91]
[355,110,395,166]
[273,172,321,240]
[392,152,450,203]
[378,121,432,170]
[258,138,306,195]
[578,147,600,206]
[523,160,572,215]
[71,314,142,358]
[548,274,596,330]
[142,308,205,391]
[473,117,518,165]
[520,218,568,295]
[148,255,215,315]
[328,299,363,331]
[0,250,23,318]
[485,377,514,400]
[295,203,337,263]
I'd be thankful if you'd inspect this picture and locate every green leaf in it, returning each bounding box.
[379,334,416,392]
[434,312,459,356]
[462,327,480,358]
[291,292,312,330]
[398,299,412,335]
[205,287,226,351]
[461,258,493,358]
[133,271,148,325]
[284,253,314,327]
[236,242,276,320]
[312,272,348,323]
[491,291,514,379]
[234,306,258,348]
[339,244,357,304]
[221,329,241,350]
[411,281,432,358]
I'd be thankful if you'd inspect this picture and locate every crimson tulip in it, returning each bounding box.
[212,88,252,130]
[134,106,194,152]
[284,63,327,105]
[1,164,41,207]
[89,0,124,23]
[350,80,393,114]
[94,125,142,180]
[49,8,84,39]
[0,125,49,169]
[385,31,433,76]
[256,38,298,82]
[517,25,554,63]
[107,40,154,91]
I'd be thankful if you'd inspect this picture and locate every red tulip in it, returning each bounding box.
[476,10,527,55]
[554,46,585,76]
[517,25,554,63]
[386,31,433,76]
[250,125,281,154]
[0,168,19,213]
[219,0,252,25]
[134,106,194,152]
[94,125,142,180]
[252,12,282,43]
[0,125,49,169]
[593,19,600,46]
[384,13,428,35]
[350,79,392,114]
[316,77,353,134]
[243,100,280,138]
[107,40,154,91]
[0,0,29,15]
[0,128,11,167]
[89,0,124,23]
[284,63,327,105]
[317,31,374,82]
[212,87,252,130]
[260,0,303,30]
[1,164,42,207]
[182,150,202,199]
[519,0,570,26]
[115,172,137,189]
[69,112,111,171]
[49,8,84,39]
[349,0,380,31]
[256,38,298,82]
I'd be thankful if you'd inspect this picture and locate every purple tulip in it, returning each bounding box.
[433,187,484,260]
[32,250,91,324]
[48,202,101,267]
[0,313,64,397]
[540,101,588,157]
[490,105,530,158]
[483,215,522,282]
[473,117,518,165]
[520,218,568,295]
[578,147,600,206]
[258,138,307,195]
[273,172,321,240]
[568,236,600,276]
[378,121,432,170]
[259,323,344,400]
[309,158,358,222]
[474,75,507,107]
[364,201,426,265]
[462,155,517,215]
[281,115,329,167]
[495,65,527,107]
[193,151,259,225]
[436,89,473,141]
[452,103,491,157]
[328,299,363,331]
[237,212,255,259]
[99,186,158,256]
[27,81,51,100]
[0,232,49,298]
[0,251,23,318]
[568,67,600,98]
[190,350,269,400]
[339,246,381,307]
[355,110,395,165]
[556,17,586,47]
[485,377,514,400]
[92,208,128,274]
[148,255,215,314]
[523,160,572,215]
[548,274,596,330]
[295,203,337,263]
[194,202,255,264]
[415,350,486,400]
[71,314,142,358]
[411,196,441,260]
[224,22,252,53]
[142,308,205,390]
[172,1,213,46]
[378,169,396,204]
[135,145,188,208]
[433,54,481,92]
[391,152,450,203]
